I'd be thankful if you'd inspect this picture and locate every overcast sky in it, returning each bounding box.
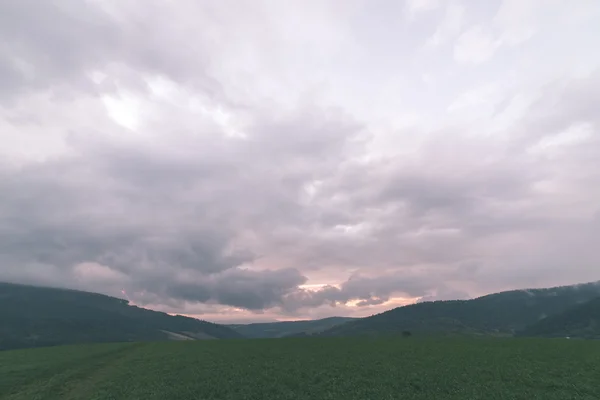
[1,0,599,323]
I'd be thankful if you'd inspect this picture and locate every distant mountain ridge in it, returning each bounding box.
[0,282,243,350]
[228,317,357,338]
[317,281,600,337]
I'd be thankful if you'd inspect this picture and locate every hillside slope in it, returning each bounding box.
[319,281,600,337]
[517,297,600,339]
[229,317,357,338]
[0,282,243,350]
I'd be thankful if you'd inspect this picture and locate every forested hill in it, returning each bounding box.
[0,282,243,350]
[4,280,600,350]
[517,296,600,339]
[318,281,600,337]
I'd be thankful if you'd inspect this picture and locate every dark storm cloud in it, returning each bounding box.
[160,268,308,310]
[0,97,376,310]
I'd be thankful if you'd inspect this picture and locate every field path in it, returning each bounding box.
[1,343,140,400]
[54,344,144,400]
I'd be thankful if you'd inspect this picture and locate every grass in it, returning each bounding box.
[1,337,599,400]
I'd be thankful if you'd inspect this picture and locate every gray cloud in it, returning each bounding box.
[0,0,121,100]
[160,268,307,310]
[1,0,599,319]
[280,272,446,312]
[0,93,376,311]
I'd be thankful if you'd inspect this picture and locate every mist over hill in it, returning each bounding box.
[517,296,600,339]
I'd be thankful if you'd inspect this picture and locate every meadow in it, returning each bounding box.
[1,337,599,400]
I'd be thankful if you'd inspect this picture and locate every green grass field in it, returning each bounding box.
[1,337,599,400]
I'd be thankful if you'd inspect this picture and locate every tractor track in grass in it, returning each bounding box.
[2,343,141,400]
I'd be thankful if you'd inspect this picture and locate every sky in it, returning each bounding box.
[1,0,599,323]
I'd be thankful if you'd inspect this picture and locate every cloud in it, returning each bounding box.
[0,0,121,101]
[0,99,367,309]
[0,0,599,320]
[428,1,465,46]
[454,25,498,65]
[281,272,439,312]
[405,0,441,20]
[155,268,308,311]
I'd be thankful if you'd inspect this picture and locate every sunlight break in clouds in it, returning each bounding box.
[1,0,600,322]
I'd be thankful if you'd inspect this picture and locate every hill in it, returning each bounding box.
[0,282,243,350]
[228,317,356,338]
[517,297,600,339]
[319,281,600,337]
